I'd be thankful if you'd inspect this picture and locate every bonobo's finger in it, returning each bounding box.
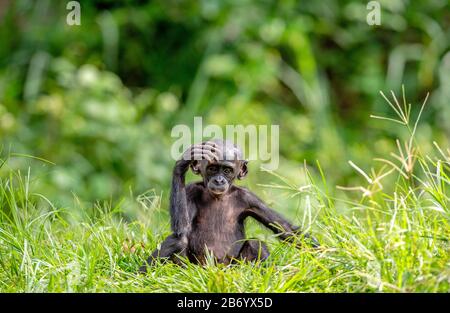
[181,144,205,159]
[138,264,148,274]
[310,236,320,248]
[202,141,222,151]
[191,149,216,162]
[201,143,221,155]
[202,141,218,147]
[203,149,221,162]
[191,152,206,161]
[196,146,221,162]
[190,148,207,155]
[191,152,214,162]
[192,143,207,150]
[192,154,212,163]
[304,234,320,248]
[203,141,222,148]
[202,142,222,160]
[190,148,210,159]
[191,146,217,155]
[181,145,198,160]
[210,147,223,161]
[181,143,222,162]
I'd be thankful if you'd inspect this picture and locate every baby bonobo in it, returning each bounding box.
[140,139,317,272]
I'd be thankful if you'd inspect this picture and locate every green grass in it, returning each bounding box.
[0,90,449,292]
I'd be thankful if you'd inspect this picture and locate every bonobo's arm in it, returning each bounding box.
[170,142,220,238]
[243,190,318,247]
[170,159,192,238]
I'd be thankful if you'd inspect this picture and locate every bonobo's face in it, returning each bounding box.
[204,160,239,195]
[190,140,248,197]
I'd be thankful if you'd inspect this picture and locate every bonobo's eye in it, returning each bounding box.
[207,165,218,173]
[223,167,233,176]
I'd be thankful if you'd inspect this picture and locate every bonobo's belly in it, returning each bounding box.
[188,207,245,263]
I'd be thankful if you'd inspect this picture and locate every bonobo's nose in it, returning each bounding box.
[213,176,226,185]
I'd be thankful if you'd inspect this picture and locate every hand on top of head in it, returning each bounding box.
[180,140,248,191]
[181,139,243,163]
[181,141,223,163]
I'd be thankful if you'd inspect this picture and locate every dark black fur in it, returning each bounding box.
[140,140,317,272]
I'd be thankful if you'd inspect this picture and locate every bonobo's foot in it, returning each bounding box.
[304,233,320,248]
[138,233,188,273]
[238,239,270,262]
[139,255,157,274]
[295,232,320,248]
[305,233,320,248]
[138,264,148,274]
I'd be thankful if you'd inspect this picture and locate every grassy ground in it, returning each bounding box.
[0,92,449,292]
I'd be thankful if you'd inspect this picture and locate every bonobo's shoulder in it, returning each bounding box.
[230,185,254,198]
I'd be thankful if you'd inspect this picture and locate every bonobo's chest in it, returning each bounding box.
[188,189,247,261]
[193,191,245,229]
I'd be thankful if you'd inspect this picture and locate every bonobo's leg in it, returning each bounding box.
[237,239,270,262]
[139,234,187,273]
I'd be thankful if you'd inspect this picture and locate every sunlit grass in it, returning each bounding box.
[0,90,449,292]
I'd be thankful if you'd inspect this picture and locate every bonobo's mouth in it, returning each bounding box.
[207,182,229,195]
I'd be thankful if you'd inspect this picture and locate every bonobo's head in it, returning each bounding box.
[191,139,248,197]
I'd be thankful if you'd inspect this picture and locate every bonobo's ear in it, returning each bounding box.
[190,160,201,175]
[237,160,248,180]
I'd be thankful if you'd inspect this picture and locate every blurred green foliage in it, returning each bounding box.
[0,0,449,209]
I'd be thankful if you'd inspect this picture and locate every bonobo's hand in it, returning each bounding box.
[305,233,320,248]
[181,141,222,162]
[175,141,222,174]
[288,227,320,248]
